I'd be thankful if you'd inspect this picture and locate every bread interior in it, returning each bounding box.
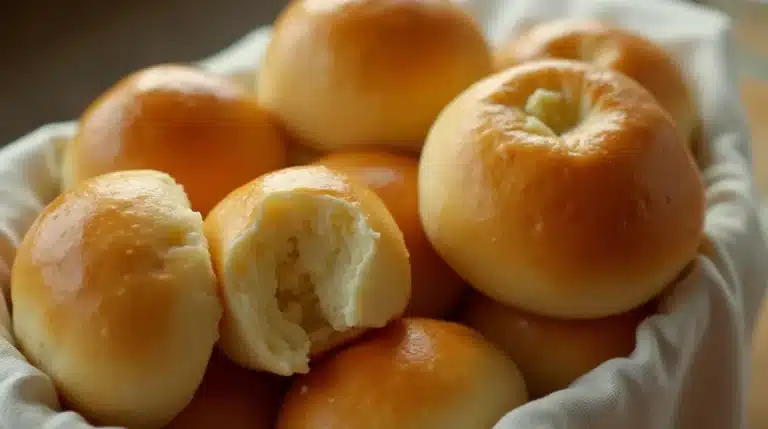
[225,193,377,374]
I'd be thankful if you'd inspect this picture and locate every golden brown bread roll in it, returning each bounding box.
[312,151,465,318]
[11,170,222,429]
[62,64,288,215]
[460,291,652,398]
[419,60,705,319]
[257,0,494,153]
[204,165,411,376]
[166,352,286,429]
[496,19,698,145]
[277,318,528,429]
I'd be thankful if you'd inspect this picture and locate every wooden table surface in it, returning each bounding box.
[744,78,768,199]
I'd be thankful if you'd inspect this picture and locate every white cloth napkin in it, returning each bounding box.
[0,0,764,428]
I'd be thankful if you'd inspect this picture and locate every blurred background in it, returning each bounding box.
[0,0,288,145]
[0,0,765,193]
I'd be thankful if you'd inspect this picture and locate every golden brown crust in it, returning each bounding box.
[64,64,288,215]
[312,152,466,318]
[461,291,652,398]
[277,318,528,429]
[419,60,705,319]
[11,170,221,428]
[496,19,698,145]
[257,0,494,152]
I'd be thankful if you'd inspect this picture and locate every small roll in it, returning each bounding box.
[461,291,651,398]
[257,0,493,153]
[63,64,288,215]
[419,60,705,319]
[11,170,221,429]
[204,165,411,376]
[166,352,287,429]
[496,19,698,145]
[313,151,466,318]
[277,318,528,429]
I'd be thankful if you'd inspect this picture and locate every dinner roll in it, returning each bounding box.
[419,60,705,319]
[313,152,465,318]
[277,318,528,429]
[11,170,221,429]
[496,19,698,144]
[257,0,493,153]
[204,165,411,376]
[166,352,286,429]
[62,64,288,215]
[461,291,651,398]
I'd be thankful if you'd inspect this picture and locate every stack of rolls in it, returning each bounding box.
[8,1,706,428]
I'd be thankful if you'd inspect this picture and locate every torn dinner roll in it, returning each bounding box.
[204,165,411,376]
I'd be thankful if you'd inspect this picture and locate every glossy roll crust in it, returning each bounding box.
[419,60,705,319]
[62,64,288,215]
[461,291,652,398]
[11,170,222,429]
[257,0,494,153]
[496,19,698,145]
[277,318,528,429]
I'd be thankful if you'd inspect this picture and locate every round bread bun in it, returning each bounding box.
[62,64,288,215]
[204,165,411,376]
[419,59,705,319]
[11,170,222,429]
[277,318,528,429]
[256,0,494,153]
[460,291,651,398]
[495,19,698,145]
[312,151,465,318]
[166,352,287,429]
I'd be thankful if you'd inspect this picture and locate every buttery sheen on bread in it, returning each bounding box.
[62,64,288,215]
[257,0,494,153]
[11,170,221,429]
[313,152,465,318]
[461,291,651,398]
[277,318,528,429]
[496,19,698,145]
[204,165,411,376]
[419,60,705,319]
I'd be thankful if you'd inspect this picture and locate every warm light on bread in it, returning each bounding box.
[312,152,465,318]
[204,165,411,376]
[461,291,651,398]
[419,60,705,319]
[277,318,528,429]
[11,170,221,429]
[62,64,288,215]
[496,19,698,145]
[257,0,494,153]
[166,352,286,429]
